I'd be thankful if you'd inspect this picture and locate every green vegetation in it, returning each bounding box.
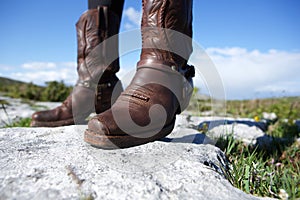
[0,99,10,106]
[4,118,32,128]
[188,88,300,199]
[41,81,72,102]
[187,87,212,114]
[0,76,24,89]
[1,76,72,128]
[216,98,299,198]
[216,134,299,199]
[226,97,300,120]
[0,76,72,102]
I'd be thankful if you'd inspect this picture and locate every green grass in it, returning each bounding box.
[4,118,32,128]
[216,134,299,199]
[212,95,300,199]
[187,88,300,198]
[226,96,300,120]
[0,99,10,105]
[1,97,33,128]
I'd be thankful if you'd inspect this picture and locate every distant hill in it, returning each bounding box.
[0,76,27,87]
[0,76,72,102]
[0,76,45,100]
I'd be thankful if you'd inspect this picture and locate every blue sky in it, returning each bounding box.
[0,0,300,99]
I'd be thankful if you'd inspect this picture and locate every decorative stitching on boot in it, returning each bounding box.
[131,93,150,102]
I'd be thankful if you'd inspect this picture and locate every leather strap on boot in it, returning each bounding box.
[136,63,195,112]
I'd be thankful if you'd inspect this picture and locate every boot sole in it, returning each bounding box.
[30,118,75,127]
[84,118,176,149]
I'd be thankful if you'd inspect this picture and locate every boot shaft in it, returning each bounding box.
[139,0,193,69]
[76,6,122,88]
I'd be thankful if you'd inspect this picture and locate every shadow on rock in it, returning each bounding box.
[162,133,214,145]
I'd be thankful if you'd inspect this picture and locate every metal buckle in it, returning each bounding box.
[76,80,98,89]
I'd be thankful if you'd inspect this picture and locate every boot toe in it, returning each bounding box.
[87,118,110,135]
[31,111,52,122]
[31,112,43,121]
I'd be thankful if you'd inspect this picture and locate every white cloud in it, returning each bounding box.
[197,47,300,99]
[123,7,141,30]
[0,64,12,71]
[124,23,134,30]
[12,68,77,86]
[2,47,300,100]
[2,62,77,86]
[60,62,76,68]
[21,62,57,70]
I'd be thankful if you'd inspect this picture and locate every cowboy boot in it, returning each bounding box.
[84,0,195,149]
[31,5,123,127]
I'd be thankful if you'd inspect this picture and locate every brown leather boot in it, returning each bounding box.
[84,0,195,149]
[31,6,123,127]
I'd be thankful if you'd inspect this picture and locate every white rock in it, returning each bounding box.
[207,123,266,145]
[0,96,60,127]
[174,115,270,146]
[262,112,277,121]
[0,126,270,200]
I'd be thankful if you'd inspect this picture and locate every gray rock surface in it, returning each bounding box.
[176,114,272,146]
[0,98,278,199]
[207,123,267,145]
[0,96,272,147]
[0,96,60,127]
[0,125,272,200]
